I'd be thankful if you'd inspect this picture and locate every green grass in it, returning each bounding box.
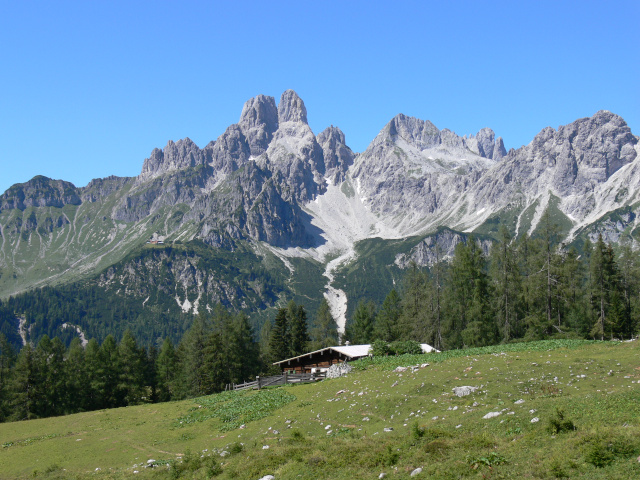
[1,340,639,479]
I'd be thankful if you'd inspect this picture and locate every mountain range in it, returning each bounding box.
[1,90,638,343]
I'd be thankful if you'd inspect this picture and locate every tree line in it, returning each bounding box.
[0,299,336,423]
[344,223,639,350]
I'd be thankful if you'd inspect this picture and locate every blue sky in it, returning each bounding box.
[1,0,638,194]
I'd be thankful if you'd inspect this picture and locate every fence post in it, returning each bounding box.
[284,371,288,385]
[257,376,261,390]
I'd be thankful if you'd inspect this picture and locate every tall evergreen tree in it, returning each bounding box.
[346,300,376,344]
[289,304,309,357]
[64,337,86,413]
[373,289,402,342]
[398,263,428,342]
[589,235,621,340]
[617,242,639,339]
[269,308,290,362]
[310,298,338,349]
[117,330,146,405]
[176,313,210,398]
[156,338,176,402]
[490,226,522,342]
[9,344,38,421]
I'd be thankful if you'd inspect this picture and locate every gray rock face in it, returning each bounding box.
[239,94,279,156]
[317,126,355,184]
[139,138,205,181]
[278,89,308,124]
[80,176,131,203]
[465,110,638,227]
[0,176,81,212]
[350,114,497,228]
[395,229,493,268]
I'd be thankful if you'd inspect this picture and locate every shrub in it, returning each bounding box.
[389,340,423,355]
[547,408,576,434]
[370,339,391,356]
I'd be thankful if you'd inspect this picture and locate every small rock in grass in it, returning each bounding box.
[262,445,270,450]
[483,412,501,419]
[531,417,540,423]
[379,473,387,479]
[411,467,423,476]
[384,427,393,432]
[514,399,525,404]
[258,476,275,480]
[453,386,478,397]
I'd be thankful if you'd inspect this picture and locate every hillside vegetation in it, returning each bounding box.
[1,340,639,479]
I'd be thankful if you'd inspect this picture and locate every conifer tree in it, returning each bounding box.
[346,300,376,344]
[398,263,427,342]
[289,304,309,356]
[64,337,86,413]
[269,308,290,362]
[489,226,522,342]
[617,242,639,339]
[117,330,146,405]
[310,298,338,349]
[373,289,402,342]
[9,344,38,421]
[156,338,176,402]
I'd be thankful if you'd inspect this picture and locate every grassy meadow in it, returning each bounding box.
[1,339,639,479]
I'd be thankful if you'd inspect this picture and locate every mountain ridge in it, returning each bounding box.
[1,91,638,334]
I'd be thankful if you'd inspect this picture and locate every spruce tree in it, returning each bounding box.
[289,304,309,357]
[156,338,176,402]
[9,344,38,421]
[310,298,338,349]
[489,226,522,342]
[269,308,290,362]
[374,289,402,342]
[117,330,146,405]
[346,300,376,344]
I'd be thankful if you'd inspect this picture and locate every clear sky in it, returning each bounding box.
[1,0,638,194]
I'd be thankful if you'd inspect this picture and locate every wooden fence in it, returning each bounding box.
[227,372,326,391]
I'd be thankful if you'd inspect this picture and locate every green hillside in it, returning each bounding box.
[1,340,639,479]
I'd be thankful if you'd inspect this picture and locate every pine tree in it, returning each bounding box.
[289,304,309,357]
[117,330,146,405]
[373,289,402,342]
[156,338,176,402]
[310,298,338,350]
[398,263,427,342]
[64,337,86,413]
[34,335,66,417]
[176,313,210,398]
[489,226,522,342]
[269,308,290,362]
[346,300,376,344]
[97,335,121,408]
[0,334,14,421]
[617,242,639,339]
[589,235,620,340]
[9,344,38,421]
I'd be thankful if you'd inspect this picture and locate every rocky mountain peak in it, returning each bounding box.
[385,114,440,150]
[239,95,279,156]
[0,176,81,212]
[317,126,355,183]
[278,90,308,124]
[139,137,205,181]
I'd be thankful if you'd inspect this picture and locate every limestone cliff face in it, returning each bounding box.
[0,176,81,212]
[461,110,639,233]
